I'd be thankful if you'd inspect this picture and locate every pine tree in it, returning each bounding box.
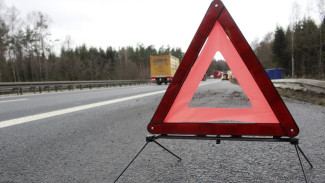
[272,26,290,71]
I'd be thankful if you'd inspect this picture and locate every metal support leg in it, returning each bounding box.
[296,145,313,169]
[114,136,181,183]
[294,144,309,183]
[152,140,182,161]
[114,141,149,183]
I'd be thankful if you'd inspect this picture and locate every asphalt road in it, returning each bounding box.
[0,80,324,182]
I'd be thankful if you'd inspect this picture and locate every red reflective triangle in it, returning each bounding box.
[148,0,299,137]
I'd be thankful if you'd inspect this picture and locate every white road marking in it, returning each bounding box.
[199,80,220,86]
[0,90,165,129]
[0,80,219,129]
[0,99,28,104]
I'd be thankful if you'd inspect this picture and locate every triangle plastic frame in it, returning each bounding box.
[147,0,299,137]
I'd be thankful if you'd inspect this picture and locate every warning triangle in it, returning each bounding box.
[148,0,299,137]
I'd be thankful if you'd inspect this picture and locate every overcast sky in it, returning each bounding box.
[3,0,322,52]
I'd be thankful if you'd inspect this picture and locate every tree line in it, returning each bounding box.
[0,2,183,82]
[254,16,325,79]
[56,45,183,81]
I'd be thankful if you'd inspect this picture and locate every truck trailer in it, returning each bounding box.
[150,55,180,85]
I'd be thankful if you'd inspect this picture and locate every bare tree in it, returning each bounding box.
[253,32,275,69]
[27,11,51,81]
[290,1,301,77]
[5,6,22,81]
[317,0,325,79]
[0,5,8,82]
[63,35,73,51]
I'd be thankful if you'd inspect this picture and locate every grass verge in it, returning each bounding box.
[276,88,325,106]
[230,78,325,106]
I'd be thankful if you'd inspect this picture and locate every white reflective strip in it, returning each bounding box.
[0,90,165,128]
[0,99,28,104]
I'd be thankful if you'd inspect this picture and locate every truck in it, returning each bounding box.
[150,55,180,85]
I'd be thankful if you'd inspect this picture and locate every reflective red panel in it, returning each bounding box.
[148,0,299,137]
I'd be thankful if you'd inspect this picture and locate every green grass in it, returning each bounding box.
[277,88,325,106]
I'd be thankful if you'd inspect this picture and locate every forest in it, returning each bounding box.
[254,17,325,79]
[0,1,324,82]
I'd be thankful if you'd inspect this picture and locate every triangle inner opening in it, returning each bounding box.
[188,51,251,108]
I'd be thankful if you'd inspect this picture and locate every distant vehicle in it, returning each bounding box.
[227,70,233,79]
[213,71,222,78]
[265,68,286,80]
[221,73,229,81]
[150,55,180,85]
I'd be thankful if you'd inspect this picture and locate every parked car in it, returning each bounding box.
[221,73,229,81]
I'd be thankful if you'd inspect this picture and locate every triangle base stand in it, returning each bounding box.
[114,135,312,183]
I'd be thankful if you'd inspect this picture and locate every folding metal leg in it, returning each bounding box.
[294,144,313,183]
[114,141,149,183]
[114,136,181,183]
[152,140,182,161]
[146,135,182,160]
[296,145,313,169]
[114,135,313,183]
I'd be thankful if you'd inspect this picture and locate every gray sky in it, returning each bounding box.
[3,0,322,52]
